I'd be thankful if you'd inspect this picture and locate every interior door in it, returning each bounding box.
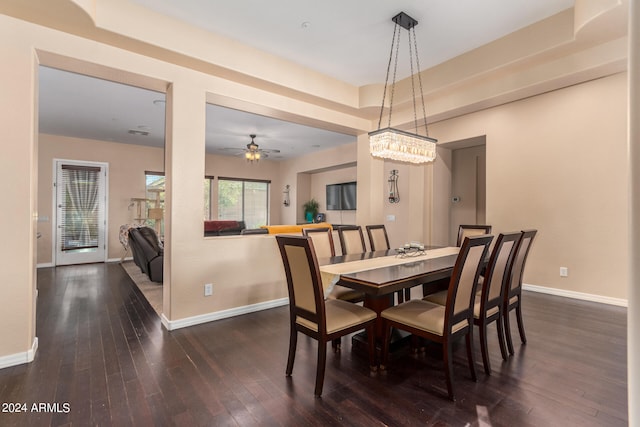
[55,160,108,265]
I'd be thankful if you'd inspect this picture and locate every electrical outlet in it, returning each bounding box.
[560,267,568,277]
[204,283,213,296]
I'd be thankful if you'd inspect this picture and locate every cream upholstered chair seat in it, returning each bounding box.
[423,290,447,306]
[297,298,376,333]
[381,300,468,335]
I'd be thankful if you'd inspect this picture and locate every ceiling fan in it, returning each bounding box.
[221,134,280,162]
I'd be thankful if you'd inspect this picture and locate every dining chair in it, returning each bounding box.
[424,232,522,374]
[338,225,367,255]
[303,227,364,304]
[366,224,410,303]
[503,229,537,355]
[457,224,492,247]
[380,235,493,401]
[473,231,522,374]
[275,235,376,397]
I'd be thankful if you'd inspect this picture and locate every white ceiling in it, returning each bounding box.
[38,0,574,160]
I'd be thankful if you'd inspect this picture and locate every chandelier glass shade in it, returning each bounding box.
[245,135,261,162]
[370,128,437,164]
[369,12,437,164]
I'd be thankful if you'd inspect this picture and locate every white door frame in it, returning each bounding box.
[53,159,109,265]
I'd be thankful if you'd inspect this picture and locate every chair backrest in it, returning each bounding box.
[276,235,326,333]
[445,235,493,328]
[302,227,335,258]
[507,229,538,298]
[480,232,522,313]
[338,226,366,254]
[457,224,492,247]
[366,224,390,251]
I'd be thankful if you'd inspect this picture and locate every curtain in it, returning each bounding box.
[61,165,101,251]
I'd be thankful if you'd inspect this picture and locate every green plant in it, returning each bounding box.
[303,198,319,217]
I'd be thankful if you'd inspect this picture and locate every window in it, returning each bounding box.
[204,175,214,220]
[218,177,270,229]
[146,172,216,223]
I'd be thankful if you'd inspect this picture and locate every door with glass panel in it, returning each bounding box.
[55,160,108,265]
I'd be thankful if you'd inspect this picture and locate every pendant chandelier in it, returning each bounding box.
[369,12,437,164]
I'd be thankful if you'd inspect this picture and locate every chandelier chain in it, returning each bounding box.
[412,26,430,137]
[377,23,399,130]
[408,27,419,136]
[387,24,402,129]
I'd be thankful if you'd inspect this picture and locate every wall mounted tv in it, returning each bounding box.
[326,182,357,210]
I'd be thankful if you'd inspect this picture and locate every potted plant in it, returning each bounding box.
[302,198,319,223]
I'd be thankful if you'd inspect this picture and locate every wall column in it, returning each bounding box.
[0,17,37,365]
[628,0,639,424]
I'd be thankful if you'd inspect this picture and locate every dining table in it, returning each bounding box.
[318,246,462,350]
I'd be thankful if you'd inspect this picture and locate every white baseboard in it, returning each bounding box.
[0,337,38,369]
[162,297,289,331]
[523,283,628,307]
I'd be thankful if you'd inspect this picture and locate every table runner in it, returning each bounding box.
[320,246,460,295]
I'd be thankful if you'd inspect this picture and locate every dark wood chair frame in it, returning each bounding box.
[337,225,367,255]
[302,227,335,256]
[503,229,538,354]
[276,235,376,397]
[474,231,522,375]
[457,224,493,247]
[381,235,493,401]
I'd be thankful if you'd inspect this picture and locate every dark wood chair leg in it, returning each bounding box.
[443,339,455,401]
[286,328,297,376]
[504,309,515,355]
[314,341,327,397]
[466,329,477,382]
[496,314,508,360]
[515,302,527,344]
[479,321,491,375]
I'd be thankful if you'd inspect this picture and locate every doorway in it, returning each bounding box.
[450,144,486,244]
[54,160,108,265]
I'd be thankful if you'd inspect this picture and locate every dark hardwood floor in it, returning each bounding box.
[0,263,628,426]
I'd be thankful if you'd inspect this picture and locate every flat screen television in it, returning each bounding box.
[326,181,357,210]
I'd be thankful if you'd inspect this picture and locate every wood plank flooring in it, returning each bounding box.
[0,263,628,426]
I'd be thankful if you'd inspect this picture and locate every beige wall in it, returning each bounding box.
[431,72,629,299]
[309,166,357,226]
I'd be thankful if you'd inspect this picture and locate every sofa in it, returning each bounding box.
[204,220,246,236]
[128,226,164,283]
